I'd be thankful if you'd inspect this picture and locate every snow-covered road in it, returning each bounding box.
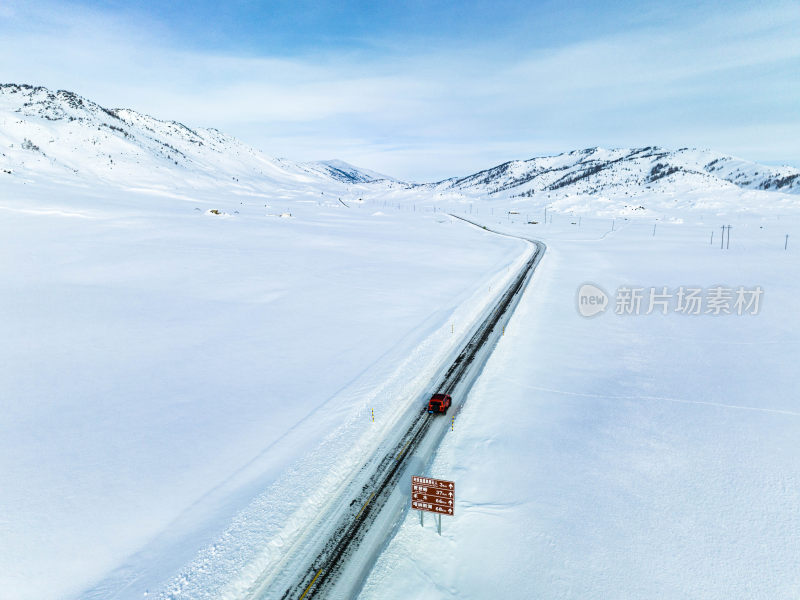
[245,225,544,599]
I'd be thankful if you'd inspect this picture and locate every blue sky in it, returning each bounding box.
[1,0,798,180]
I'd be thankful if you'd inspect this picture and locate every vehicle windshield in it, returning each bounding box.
[430,402,440,409]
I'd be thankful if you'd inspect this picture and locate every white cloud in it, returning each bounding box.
[1,1,798,180]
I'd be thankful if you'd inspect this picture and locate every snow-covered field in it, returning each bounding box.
[361,211,800,599]
[0,175,527,600]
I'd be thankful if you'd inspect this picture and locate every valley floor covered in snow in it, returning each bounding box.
[0,177,527,600]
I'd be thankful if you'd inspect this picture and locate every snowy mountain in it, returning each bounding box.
[303,159,397,184]
[2,83,798,207]
[431,146,800,197]
[0,83,370,193]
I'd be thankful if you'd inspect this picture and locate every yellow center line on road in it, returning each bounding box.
[356,492,375,520]
[299,568,322,600]
[395,441,411,460]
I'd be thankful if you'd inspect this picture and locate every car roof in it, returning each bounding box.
[431,393,449,399]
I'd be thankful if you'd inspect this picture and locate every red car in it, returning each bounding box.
[427,393,452,414]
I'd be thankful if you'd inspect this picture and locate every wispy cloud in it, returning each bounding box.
[1,1,798,179]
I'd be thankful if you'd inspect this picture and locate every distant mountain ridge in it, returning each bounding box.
[2,83,797,199]
[430,146,800,196]
[305,159,397,184]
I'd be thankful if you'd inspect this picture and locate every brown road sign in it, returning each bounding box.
[411,476,455,516]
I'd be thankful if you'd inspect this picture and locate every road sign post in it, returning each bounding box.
[412,476,455,534]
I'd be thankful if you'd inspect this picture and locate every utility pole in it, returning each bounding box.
[612,219,615,232]
[726,225,731,249]
[786,234,789,250]
[721,225,725,249]
[710,230,714,245]
[652,223,657,237]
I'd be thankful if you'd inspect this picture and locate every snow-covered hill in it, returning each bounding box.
[303,159,397,184]
[431,146,800,197]
[0,83,370,194]
[2,84,798,206]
